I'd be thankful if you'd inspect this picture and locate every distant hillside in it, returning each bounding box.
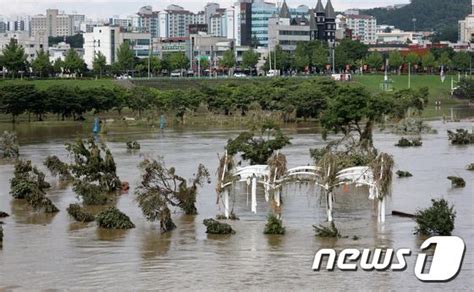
[363,0,471,41]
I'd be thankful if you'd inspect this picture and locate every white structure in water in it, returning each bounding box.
[218,153,389,223]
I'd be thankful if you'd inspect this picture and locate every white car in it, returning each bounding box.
[233,73,247,78]
[170,71,182,77]
[116,75,132,80]
[267,70,278,77]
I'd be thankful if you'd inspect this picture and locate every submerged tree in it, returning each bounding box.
[226,121,291,165]
[10,160,58,213]
[447,129,474,145]
[66,138,121,192]
[0,131,20,159]
[67,203,95,223]
[263,214,286,235]
[415,199,456,236]
[44,155,72,181]
[136,158,210,232]
[96,206,135,229]
[320,87,428,151]
[203,218,235,234]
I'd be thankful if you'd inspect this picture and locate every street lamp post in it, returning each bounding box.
[412,18,417,32]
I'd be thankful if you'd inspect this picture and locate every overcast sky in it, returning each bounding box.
[1,0,410,19]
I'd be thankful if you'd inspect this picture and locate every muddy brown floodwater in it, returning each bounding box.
[0,118,473,290]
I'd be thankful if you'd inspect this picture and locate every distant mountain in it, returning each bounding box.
[363,0,471,41]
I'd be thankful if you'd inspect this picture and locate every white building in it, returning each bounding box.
[0,31,48,61]
[376,29,423,45]
[345,14,377,44]
[458,2,474,43]
[83,26,151,69]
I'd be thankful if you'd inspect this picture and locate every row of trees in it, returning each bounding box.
[0,39,200,79]
[265,39,473,74]
[0,37,256,78]
[0,78,428,124]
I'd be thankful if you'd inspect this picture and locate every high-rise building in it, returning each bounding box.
[268,1,311,52]
[166,5,203,38]
[31,9,83,37]
[137,6,160,38]
[345,14,377,44]
[236,0,311,47]
[204,3,220,24]
[209,9,226,37]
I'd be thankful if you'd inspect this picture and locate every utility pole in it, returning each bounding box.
[147,36,151,79]
[331,42,335,74]
[408,62,411,89]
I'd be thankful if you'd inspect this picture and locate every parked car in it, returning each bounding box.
[170,70,182,77]
[116,75,131,80]
[233,72,247,78]
[267,70,278,77]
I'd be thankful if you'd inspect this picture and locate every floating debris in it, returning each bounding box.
[415,199,456,236]
[395,137,422,147]
[447,176,466,188]
[126,141,141,150]
[466,163,474,171]
[263,214,285,235]
[203,218,235,234]
[96,207,135,229]
[0,211,9,218]
[67,203,95,223]
[313,222,341,238]
[396,170,413,178]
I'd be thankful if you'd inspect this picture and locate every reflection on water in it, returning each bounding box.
[0,117,473,290]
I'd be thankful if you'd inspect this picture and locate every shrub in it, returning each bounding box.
[203,218,235,234]
[263,214,286,235]
[96,207,135,229]
[415,199,456,236]
[67,203,95,222]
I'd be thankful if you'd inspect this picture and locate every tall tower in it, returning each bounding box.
[324,0,336,43]
[315,0,325,41]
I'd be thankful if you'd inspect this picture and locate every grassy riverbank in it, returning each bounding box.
[0,78,116,90]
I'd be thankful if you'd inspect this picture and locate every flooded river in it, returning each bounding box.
[0,118,473,290]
